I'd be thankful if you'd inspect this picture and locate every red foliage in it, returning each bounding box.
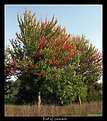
[65,44,71,50]
[39,39,46,50]
[34,37,47,60]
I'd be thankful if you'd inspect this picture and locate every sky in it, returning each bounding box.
[4,4,102,82]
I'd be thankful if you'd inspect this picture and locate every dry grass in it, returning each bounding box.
[4,102,103,117]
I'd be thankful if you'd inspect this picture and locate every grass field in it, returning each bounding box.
[4,101,102,117]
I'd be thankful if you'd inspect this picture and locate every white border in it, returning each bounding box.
[5,5,6,49]
[5,4,102,7]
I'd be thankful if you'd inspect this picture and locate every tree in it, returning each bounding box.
[71,35,102,102]
[72,35,102,84]
[5,10,78,106]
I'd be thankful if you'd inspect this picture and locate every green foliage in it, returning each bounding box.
[87,83,103,102]
[5,80,21,104]
[43,64,87,105]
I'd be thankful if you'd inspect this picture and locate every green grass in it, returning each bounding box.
[4,101,102,116]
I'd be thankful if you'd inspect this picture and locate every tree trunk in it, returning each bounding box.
[37,91,41,112]
[78,95,81,105]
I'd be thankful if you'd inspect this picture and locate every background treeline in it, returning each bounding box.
[4,79,102,105]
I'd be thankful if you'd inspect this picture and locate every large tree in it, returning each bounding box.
[5,10,78,106]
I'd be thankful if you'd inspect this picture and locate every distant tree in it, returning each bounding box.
[71,36,102,103]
